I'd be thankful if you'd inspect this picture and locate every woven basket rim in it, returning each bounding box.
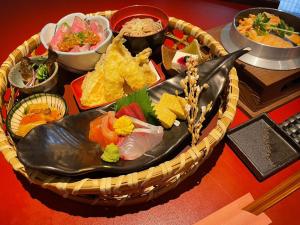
[0,11,239,206]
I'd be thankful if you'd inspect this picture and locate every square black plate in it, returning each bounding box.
[226,114,300,181]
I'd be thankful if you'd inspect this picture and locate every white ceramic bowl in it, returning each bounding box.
[40,13,113,72]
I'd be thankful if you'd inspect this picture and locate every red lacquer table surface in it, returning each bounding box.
[1,1,299,225]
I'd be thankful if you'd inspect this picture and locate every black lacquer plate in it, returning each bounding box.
[17,49,249,176]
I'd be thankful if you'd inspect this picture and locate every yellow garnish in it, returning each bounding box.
[113,116,134,136]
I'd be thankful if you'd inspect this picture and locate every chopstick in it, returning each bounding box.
[165,33,189,45]
[243,170,300,215]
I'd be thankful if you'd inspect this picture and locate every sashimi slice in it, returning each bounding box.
[50,23,70,50]
[89,116,103,144]
[118,120,164,160]
[89,21,104,50]
[89,20,103,34]
[116,106,137,119]
[71,16,87,33]
[129,103,146,122]
[70,46,80,52]
[79,44,91,51]
[89,113,118,148]
[130,116,155,128]
[70,44,90,52]
[117,136,126,146]
[99,114,119,148]
[97,117,112,148]
[116,103,146,122]
[107,111,117,130]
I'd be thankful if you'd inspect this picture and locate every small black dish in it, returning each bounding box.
[227,114,300,181]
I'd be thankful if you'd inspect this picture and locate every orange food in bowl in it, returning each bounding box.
[237,12,300,48]
[16,103,62,137]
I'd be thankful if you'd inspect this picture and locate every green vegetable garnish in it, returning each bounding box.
[76,32,86,45]
[76,32,86,40]
[253,12,270,35]
[253,12,299,37]
[270,19,295,38]
[115,88,158,124]
[101,144,120,163]
[36,64,49,82]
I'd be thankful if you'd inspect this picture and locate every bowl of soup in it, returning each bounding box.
[110,5,169,56]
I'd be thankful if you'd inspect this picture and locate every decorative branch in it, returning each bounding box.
[180,58,212,146]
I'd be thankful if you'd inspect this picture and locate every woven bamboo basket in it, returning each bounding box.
[0,10,239,206]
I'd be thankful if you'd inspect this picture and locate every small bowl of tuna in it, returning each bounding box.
[40,13,113,72]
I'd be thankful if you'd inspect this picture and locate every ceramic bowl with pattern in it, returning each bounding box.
[6,93,68,139]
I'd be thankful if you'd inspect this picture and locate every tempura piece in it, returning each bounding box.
[81,57,107,106]
[80,33,157,107]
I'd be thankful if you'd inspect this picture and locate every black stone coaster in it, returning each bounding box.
[226,114,300,181]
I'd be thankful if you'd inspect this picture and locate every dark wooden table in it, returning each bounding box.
[0,1,299,225]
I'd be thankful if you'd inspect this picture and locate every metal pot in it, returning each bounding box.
[221,7,300,70]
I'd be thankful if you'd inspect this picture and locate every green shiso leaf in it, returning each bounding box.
[114,88,158,124]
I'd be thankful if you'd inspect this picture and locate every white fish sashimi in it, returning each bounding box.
[119,121,164,160]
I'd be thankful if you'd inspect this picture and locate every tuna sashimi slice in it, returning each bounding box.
[50,23,70,50]
[119,118,164,160]
[116,105,138,120]
[130,103,146,122]
[71,16,87,33]
[79,44,90,52]
[89,20,103,34]
[70,44,90,52]
[116,103,146,122]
